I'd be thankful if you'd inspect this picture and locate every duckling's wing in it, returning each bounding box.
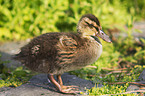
[60,35,77,49]
[56,35,78,65]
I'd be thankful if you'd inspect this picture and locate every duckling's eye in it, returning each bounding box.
[100,30,105,35]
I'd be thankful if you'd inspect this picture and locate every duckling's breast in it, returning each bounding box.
[74,37,102,66]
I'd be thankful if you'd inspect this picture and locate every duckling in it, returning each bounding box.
[14,14,111,94]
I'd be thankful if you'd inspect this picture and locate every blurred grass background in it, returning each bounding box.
[0,0,145,41]
[0,0,145,95]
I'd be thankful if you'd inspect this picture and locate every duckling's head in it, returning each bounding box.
[77,14,111,43]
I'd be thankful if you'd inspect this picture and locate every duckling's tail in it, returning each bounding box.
[12,53,23,61]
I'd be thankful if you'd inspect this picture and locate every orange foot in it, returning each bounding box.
[60,85,80,94]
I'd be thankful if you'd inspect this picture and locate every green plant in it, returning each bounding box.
[0,0,145,41]
[87,83,139,96]
[0,56,33,88]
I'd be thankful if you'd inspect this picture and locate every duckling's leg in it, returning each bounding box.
[57,74,63,85]
[48,74,80,94]
[57,74,78,89]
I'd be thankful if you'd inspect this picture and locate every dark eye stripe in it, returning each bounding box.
[85,22,93,27]
[95,27,99,31]
[85,21,99,31]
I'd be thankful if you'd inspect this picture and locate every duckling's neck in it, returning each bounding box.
[90,36,102,45]
[79,33,102,45]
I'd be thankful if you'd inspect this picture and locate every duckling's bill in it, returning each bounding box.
[96,30,112,43]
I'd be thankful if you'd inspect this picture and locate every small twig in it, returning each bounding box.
[126,73,131,76]
[100,90,145,96]
[87,70,127,77]
[102,67,127,71]
[87,74,96,77]
[117,58,123,64]
[108,82,145,86]
[106,70,127,76]
[85,65,97,68]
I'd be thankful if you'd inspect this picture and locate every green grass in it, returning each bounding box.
[0,59,34,88]
[0,0,145,41]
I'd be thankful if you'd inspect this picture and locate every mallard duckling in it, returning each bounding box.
[14,14,111,94]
